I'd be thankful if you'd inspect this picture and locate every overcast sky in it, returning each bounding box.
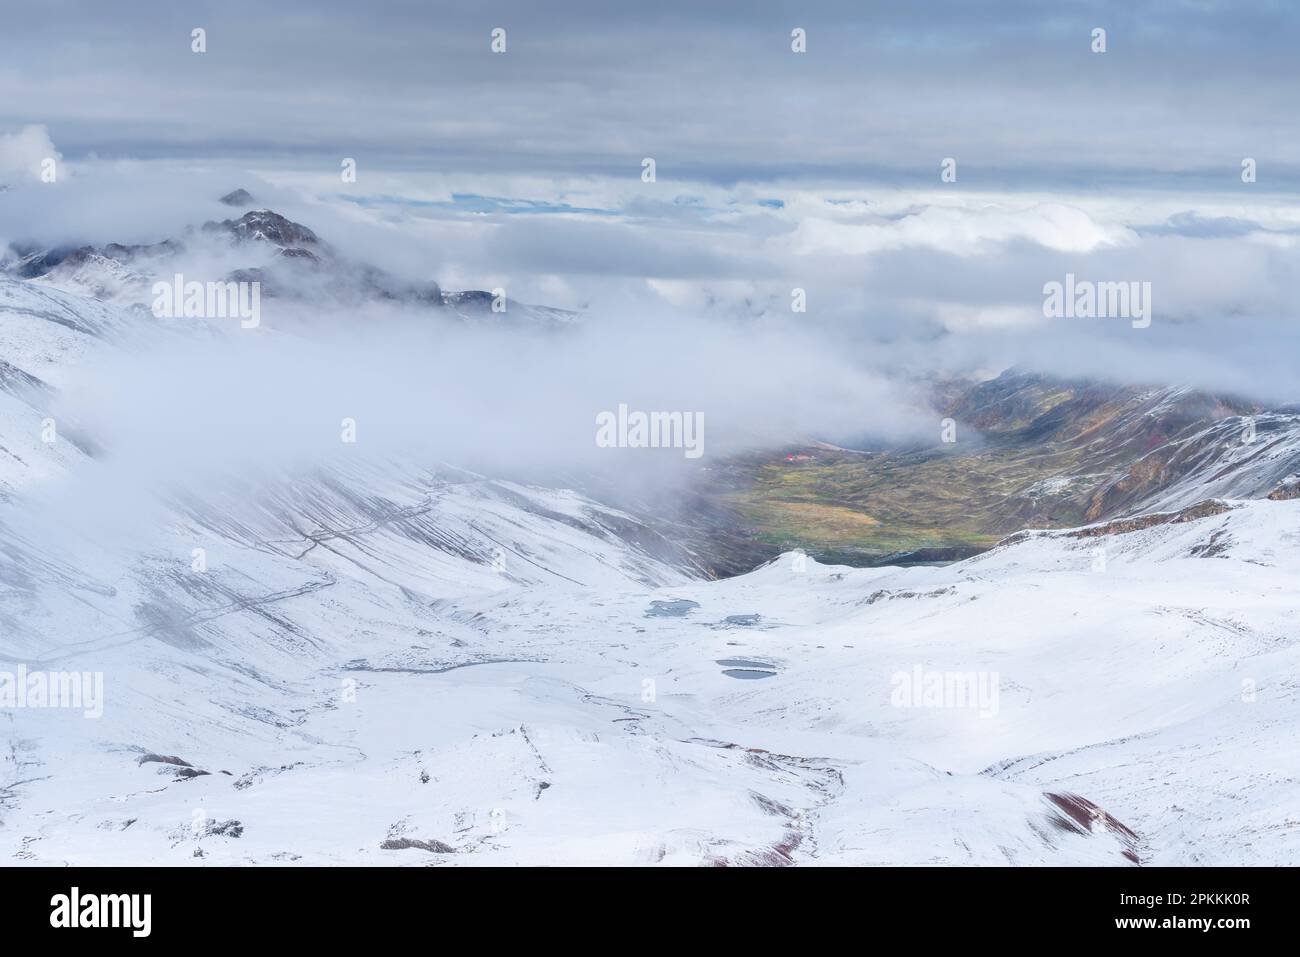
[2,0,1297,183]
[3,1,1299,402]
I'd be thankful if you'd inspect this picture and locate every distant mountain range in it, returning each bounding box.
[1,190,577,326]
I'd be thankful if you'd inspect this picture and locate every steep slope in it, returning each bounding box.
[0,280,157,496]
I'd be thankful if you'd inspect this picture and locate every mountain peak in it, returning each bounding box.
[219,188,255,207]
[203,209,320,249]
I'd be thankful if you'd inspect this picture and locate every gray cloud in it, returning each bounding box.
[3,1,1298,186]
[2,3,1298,411]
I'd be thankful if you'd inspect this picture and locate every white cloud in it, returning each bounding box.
[7,157,1300,404]
[790,202,1132,257]
[0,125,61,182]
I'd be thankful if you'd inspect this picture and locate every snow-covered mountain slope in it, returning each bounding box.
[0,280,154,496]
[958,372,1300,521]
[1,275,1297,866]
[1118,409,1300,511]
[3,485,1297,865]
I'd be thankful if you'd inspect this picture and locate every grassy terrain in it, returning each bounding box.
[711,445,1085,564]
[693,373,1256,567]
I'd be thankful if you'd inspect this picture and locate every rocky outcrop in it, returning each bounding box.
[1066,499,1233,538]
[219,188,255,207]
[1267,475,1300,500]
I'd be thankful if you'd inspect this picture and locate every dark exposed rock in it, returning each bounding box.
[203,209,320,249]
[219,188,255,207]
[5,240,182,280]
[9,245,97,278]
[138,752,211,778]
[442,289,497,310]
[137,753,194,768]
[1267,475,1300,500]
[1065,499,1233,538]
[1189,529,1234,557]
[99,240,182,262]
[379,837,455,853]
[1043,791,1141,864]
[202,819,243,838]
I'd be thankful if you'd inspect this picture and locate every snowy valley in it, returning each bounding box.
[1,260,1298,867]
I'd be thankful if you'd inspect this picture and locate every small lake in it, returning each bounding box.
[715,658,778,680]
[645,599,700,618]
